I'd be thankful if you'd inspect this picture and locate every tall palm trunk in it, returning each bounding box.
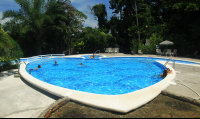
[35,30,42,55]
[134,0,140,53]
[69,38,71,55]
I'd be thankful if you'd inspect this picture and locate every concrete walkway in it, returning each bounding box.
[0,70,60,118]
[0,53,200,118]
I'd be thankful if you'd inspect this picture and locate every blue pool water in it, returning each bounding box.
[26,57,164,95]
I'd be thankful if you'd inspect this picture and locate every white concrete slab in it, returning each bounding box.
[0,69,59,118]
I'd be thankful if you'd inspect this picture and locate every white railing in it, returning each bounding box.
[20,54,65,63]
[27,56,41,63]
[45,54,65,58]
[94,50,100,54]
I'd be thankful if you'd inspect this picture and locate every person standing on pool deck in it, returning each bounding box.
[89,53,95,59]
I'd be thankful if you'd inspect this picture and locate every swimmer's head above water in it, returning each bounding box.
[38,65,41,68]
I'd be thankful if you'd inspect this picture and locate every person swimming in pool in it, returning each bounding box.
[54,61,58,65]
[30,65,41,71]
[35,65,41,69]
[166,68,172,74]
[79,63,87,66]
[89,53,95,59]
[160,68,172,78]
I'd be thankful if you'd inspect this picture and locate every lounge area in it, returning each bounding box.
[104,48,119,54]
[156,49,177,57]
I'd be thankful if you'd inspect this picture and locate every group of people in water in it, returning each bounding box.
[31,61,58,70]
[33,53,95,69]
[31,53,173,78]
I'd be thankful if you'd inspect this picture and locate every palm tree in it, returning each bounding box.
[2,0,67,55]
[0,24,13,54]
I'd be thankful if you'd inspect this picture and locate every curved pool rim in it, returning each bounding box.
[19,54,177,113]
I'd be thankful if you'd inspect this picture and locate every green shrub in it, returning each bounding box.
[139,33,163,54]
[0,27,23,71]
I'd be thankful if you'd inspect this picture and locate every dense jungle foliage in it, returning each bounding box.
[1,0,200,59]
[0,24,23,71]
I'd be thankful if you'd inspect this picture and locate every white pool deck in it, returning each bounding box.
[1,53,200,117]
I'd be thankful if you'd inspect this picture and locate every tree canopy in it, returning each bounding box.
[1,0,200,57]
[0,24,23,70]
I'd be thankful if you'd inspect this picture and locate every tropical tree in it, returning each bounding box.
[61,0,87,55]
[2,0,68,55]
[0,24,23,71]
[109,0,169,54]
[78,26,116,53]
[42,0,70,54]
[91,3,108,32]
[0,24,13,54]
[162,0,200,55]
[109,0,146,53]
[3,20,34,56]
[139,33,163,54]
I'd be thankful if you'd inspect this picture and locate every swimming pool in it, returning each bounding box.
[19,54,177,113]
[26,57,163,95]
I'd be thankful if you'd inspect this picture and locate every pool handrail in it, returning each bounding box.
[20,61,31,73]
[94,50,100,54]
[172,58,175,69]
[163,58,171,69]
[20,54,65,63]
